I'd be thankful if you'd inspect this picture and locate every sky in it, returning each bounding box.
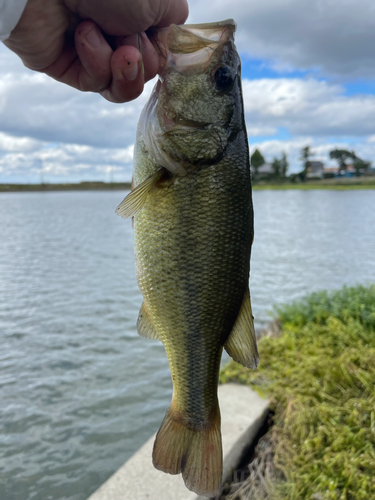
[1,0,375,183]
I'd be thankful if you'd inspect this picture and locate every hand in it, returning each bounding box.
[3,0,189,102]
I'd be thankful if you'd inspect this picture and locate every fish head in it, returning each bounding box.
[142,20,244,176]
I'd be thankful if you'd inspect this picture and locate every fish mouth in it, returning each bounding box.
[162,114,210,131]
[155,79,210,131]
[150,20,237,76]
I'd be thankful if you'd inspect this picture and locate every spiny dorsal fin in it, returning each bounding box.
[115,169,164,219]
[224,287,259,369]
[137,302,160,340]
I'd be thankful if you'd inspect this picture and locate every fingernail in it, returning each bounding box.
[123,60,139,81]
[86,27,102,48]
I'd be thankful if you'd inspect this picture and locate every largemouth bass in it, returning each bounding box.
[116,19,258,497]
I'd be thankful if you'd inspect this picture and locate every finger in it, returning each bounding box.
[101,44,144,103]
[65,0,189,37]
[43,20,113,93]
[155,0,189,28]
[115,32,159,82]
[43,25,156,102]
[101,31,160,103]
[74,20,112,92]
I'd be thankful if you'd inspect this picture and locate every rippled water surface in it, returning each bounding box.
[1,189,374,500]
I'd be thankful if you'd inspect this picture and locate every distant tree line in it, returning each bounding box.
[251,145,372,183]
[250,149,289,181]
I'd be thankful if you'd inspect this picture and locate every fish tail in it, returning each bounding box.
[152,404,222,496]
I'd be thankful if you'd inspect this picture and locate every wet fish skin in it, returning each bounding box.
[116,19,258,497]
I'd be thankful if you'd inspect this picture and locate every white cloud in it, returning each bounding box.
[0,132,40,152]
[0,45,155,150]
[243,78,375,137]
[1,0,375,183]
[247,126,278,137]
[0,132,134,182]
[188,0,375,79]
[0,42,142,181]
[2,73,375,181]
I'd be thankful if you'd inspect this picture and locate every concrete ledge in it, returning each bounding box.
[87,384,269,500]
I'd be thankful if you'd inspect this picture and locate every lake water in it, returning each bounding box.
[1,189,374,500]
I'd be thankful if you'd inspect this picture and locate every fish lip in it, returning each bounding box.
[161,114,210,131]
[150,20,237,77]
[156,78,210,132]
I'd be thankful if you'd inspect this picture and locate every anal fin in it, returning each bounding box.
[224,287,259,369]
[137,302,160,340]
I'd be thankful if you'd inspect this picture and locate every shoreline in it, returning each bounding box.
[1,177,374,192]
[0,182,131,192]
[253,182,375,190]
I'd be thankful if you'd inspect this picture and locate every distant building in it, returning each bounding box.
[251,162,273,179]
[306,161,324,179]
[344,165,356,177]
[323,165,358,178]
[323,167,339,178]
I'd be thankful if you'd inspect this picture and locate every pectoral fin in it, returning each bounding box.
[137,302,160,340]
[115,169,165,219]
[224,288,259,369]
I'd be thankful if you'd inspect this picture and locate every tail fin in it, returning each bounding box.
[152,405,223,497]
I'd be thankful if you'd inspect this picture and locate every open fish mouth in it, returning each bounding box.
[139,20,239,178]
[150,19,237,76]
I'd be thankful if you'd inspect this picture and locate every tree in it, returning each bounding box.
[271,152,288,181]
[329,149,356,172]
[271,157,281,179]
[329,149,370,175]
[300,146,314,181]
[353,159,371,176]
[280,152,289,179]
[250,149,265,179]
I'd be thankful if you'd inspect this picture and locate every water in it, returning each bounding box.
[0,189,374,500]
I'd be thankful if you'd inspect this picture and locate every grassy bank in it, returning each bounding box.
[253,177,375,190]
[220,284,375,500]
[0,181,131,192]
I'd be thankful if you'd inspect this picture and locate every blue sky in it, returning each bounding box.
[1,0,375,183]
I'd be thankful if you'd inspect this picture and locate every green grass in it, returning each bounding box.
[252,180,375,190]
[0,182,131,192]
[220,284,375,499]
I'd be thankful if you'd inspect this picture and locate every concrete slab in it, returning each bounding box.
[87,384,269,500]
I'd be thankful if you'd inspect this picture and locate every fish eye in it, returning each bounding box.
[214,66,234,91]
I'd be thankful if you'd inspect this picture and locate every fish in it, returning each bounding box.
[116,19,258,497]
